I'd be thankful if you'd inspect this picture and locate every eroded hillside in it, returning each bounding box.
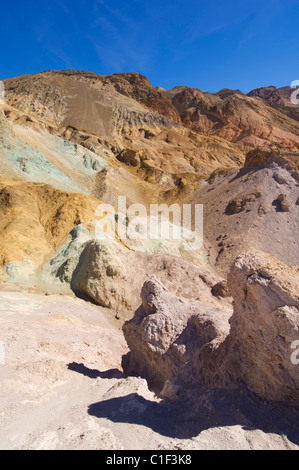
[0,70,299,450]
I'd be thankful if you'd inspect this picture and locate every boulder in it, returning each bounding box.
[123,277,232,395]
[71,239,231,321]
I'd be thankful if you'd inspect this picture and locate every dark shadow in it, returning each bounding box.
[87,387,299,444]
[70,288,100,306]
[227,167,257,184]
[88,393,180,438]
[68,362,124,379]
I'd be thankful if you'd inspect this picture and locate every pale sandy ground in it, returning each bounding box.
[0,291,297,451]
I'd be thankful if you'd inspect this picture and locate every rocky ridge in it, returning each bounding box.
[0,70,299,449]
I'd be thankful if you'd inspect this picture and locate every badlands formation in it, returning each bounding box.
[0,71,299,450]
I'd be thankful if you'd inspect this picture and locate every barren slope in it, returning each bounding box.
[0,69,299,451]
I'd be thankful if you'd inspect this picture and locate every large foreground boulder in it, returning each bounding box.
[123,250,299,405]
[123,277,232,393]
[221,251,299,403]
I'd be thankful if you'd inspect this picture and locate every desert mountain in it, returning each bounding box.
[1,70,298,298]
[0,70,299,449]
[248,85,296,106]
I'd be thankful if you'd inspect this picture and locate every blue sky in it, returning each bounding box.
[0,0,299,92]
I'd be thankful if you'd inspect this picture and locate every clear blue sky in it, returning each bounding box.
[1,0,299,93]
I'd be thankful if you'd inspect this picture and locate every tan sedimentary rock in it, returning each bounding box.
[71,239,230,321]
[122,277,232,394]
[221,250,299,403]
[123,251,299,405]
